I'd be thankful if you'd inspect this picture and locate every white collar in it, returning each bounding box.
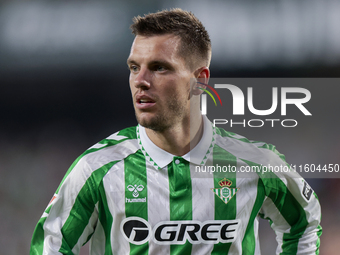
[137,115,215,169]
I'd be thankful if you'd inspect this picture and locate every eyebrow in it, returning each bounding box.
[151,60,172,67]
[127,59,137,65]
[127,59,174,70]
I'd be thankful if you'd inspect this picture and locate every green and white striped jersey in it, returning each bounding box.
[30,116,322,255]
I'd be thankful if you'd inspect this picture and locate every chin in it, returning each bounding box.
[136,114,169,132]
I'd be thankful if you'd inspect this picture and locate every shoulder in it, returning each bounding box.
[214,127,306,190]
[73,126,140,174]
[215,126,283,155]
[53,126,140,194]
[213,126,288,169]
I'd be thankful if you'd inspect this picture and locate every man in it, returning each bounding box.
[30,9,322,254]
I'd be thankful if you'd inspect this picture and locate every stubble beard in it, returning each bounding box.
[135,99,187,132]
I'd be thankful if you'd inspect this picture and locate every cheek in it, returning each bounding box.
[175,79,191,98]
[165,85,189,105]
[163,81,181,98]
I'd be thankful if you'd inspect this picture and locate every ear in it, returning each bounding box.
[192,67,210,96]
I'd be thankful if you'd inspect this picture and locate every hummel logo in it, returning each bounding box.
[127,184,144,198]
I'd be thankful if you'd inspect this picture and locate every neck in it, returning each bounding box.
[145,113,204,156]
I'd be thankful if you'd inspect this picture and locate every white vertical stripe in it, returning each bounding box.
[89,216,106,255]
[253,217,261,255]
[103,161,129,255]
[147,164,171,255]
[260,196,291,254]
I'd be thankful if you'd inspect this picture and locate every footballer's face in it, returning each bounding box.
[127,34,195,132]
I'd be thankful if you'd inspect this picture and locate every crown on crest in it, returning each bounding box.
[219,178,232,187]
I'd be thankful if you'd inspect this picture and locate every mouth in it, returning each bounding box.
[138,98,155,104]
[136,95,156,109]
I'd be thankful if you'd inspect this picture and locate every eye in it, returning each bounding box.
[155,65,166,72]
[129,65,139,73]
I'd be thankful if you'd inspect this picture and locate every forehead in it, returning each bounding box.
[128,34,183,64]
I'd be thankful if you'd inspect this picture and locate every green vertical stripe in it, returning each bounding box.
[30,217,47,255]
[97,181,114,255]
[59,161,117,254]
[168,157,193,255]
[211,145,237,255]
[124,151,148,255]
[239,161,266,254]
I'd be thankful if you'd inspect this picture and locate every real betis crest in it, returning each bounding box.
[211,178,239,204]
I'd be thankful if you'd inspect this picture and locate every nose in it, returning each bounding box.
[133,67,151,90]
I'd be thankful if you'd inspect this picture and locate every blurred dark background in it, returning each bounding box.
[0,0,339,254]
